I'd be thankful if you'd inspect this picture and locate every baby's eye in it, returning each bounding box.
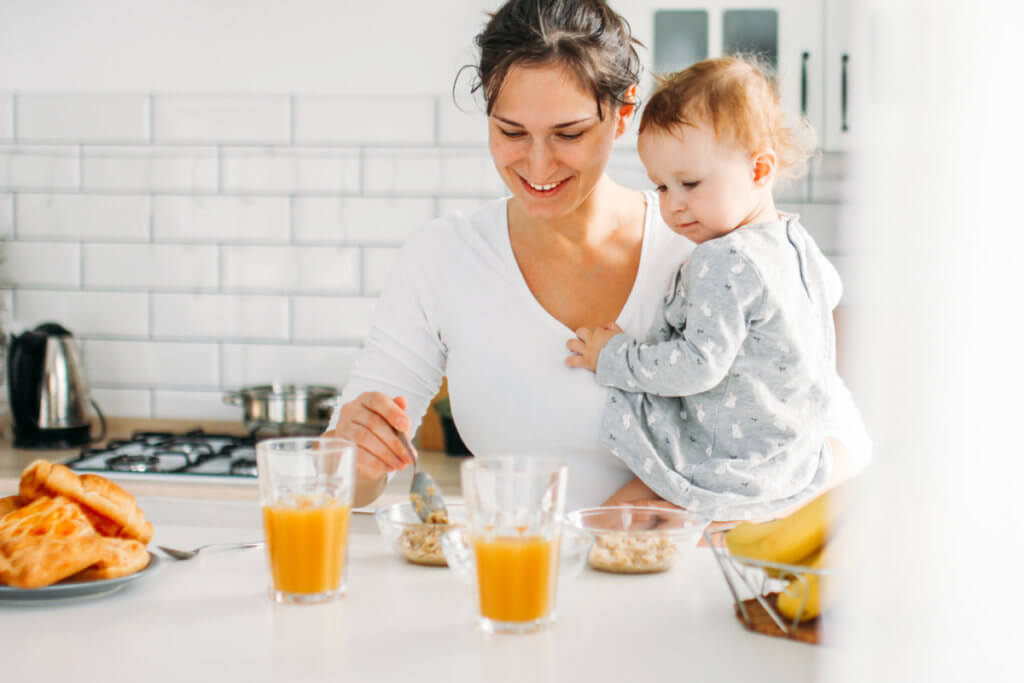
[682,181,700,189]
[498,129,525,138]
[556,131,583,140]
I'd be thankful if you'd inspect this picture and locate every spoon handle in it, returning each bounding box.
[395,429,417,464]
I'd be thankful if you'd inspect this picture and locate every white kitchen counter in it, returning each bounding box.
[0,497,827,683]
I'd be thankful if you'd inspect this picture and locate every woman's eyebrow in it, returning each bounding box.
[491,115,594,129]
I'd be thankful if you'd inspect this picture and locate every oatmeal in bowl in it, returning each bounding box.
[566,505,707,574]
[375,502,465,566]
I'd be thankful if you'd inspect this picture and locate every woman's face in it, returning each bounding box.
[488,63,632,221]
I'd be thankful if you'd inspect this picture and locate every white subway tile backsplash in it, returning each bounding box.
[293,197,433,244]
[90,388,152,418]
[291,296,377,343]
[82,146,218,192]
[0,145,79,191]
[16,94,149,143]
[437,99,488,146]
[221,343,358,388]
[14,290,148,337]
[84,339,220,387]
[152,390,238,421]
[152,195,289,243]
[0,289,13,317]
[5,242,80,287]
[17,194,150,241]
[437,197,492,218]
[363,247,401,295]
[0,193,12,236]
[153,95,290,144]
[222,246,359,293]
[0,95,12,141]
[83,244,219,290]
[0,86,851,423]
[222,147,360,194]
[152,293,288,340]
[294,95,435,145]
[364,148,504,196]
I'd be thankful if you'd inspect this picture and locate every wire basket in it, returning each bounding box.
[704,528,831,643]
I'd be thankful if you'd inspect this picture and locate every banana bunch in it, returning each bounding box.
[725,486,848,622]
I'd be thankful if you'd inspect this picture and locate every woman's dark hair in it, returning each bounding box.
[465,0,642,119]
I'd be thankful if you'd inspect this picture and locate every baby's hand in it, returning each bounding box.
[565,323,623,372]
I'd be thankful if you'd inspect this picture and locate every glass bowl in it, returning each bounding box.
[375,502,466,566]
[566,505,708,574]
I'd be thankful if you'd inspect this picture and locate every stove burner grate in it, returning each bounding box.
[66,428,261,478]
[106,454,163,473]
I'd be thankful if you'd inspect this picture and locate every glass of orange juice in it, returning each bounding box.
[460,457,568,634]
[256,437,356,605]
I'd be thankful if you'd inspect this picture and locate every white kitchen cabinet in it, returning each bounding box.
[620,1,825,140]
[823,0,853,150]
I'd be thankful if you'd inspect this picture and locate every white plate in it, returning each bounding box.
[0,552,161,604]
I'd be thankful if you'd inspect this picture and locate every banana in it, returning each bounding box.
[725,485,847,565]
[776,549,826,622]
[762,547,822,579]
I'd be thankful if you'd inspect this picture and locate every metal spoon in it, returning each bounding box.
[158,541,264,560]
[394,428,448,523]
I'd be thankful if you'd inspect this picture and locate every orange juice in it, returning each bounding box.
[262,498,351,595]
[473,535,557,622]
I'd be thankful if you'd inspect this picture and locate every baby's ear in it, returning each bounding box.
[752,149,777,185]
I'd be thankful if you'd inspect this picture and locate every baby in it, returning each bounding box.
[567,56,840,520]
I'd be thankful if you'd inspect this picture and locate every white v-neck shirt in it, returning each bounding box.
[335,192,870,509]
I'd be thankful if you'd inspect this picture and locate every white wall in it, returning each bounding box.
[0,0,494,94]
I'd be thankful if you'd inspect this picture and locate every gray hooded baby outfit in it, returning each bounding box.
[596,214,840,519]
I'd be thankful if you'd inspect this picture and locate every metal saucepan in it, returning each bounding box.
[223,384,341,432]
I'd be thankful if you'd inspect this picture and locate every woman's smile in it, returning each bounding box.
[518,174,573,197]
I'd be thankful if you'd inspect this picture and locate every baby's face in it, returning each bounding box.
[638,123,764,244]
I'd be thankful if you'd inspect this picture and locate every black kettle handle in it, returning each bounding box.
[7,332,45,430]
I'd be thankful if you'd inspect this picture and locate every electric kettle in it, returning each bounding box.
[6,322,106,448]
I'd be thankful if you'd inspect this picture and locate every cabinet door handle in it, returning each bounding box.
[800,51,809,117]
[841,53,849,132]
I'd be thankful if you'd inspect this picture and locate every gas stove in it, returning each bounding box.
[62,427,318,482]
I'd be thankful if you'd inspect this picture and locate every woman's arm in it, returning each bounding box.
[324,224,449,507]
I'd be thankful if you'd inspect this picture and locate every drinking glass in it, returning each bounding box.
[458,456,568,634]
[257,437,356,604]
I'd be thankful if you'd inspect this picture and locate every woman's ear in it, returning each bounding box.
[752,149,777,185]
[615,84,638,138]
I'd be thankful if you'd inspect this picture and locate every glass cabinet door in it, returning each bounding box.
[722,9,779,71]
[653,10,709,74]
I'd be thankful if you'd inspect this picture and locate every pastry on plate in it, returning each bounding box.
[0,495,105,589]
[19,460,154,544]
[71,537,150,582]
[0,495,23,518]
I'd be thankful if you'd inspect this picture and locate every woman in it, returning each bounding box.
[328,0,869,511]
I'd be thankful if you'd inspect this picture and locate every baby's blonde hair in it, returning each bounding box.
[639,56,815,182]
